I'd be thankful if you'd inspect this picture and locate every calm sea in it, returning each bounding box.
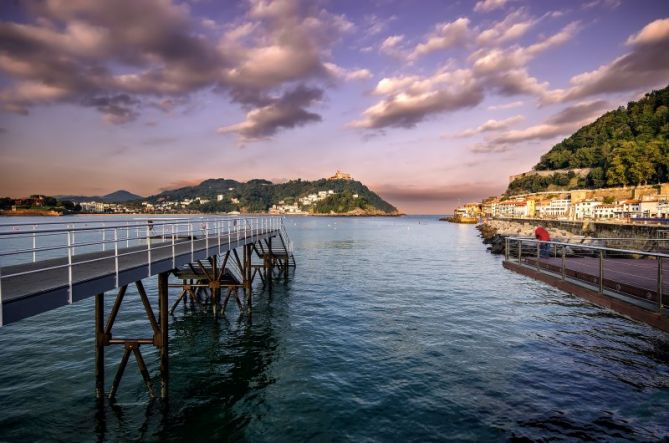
[0,215,668,442]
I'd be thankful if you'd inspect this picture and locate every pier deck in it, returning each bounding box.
[503,237,668,332]
[0,229,274,325]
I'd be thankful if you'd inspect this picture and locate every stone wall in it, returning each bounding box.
[500,217,668,238]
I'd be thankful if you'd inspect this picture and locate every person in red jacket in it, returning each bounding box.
[535,225,551,257]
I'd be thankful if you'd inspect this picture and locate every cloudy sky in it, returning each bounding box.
[0,0,667,213]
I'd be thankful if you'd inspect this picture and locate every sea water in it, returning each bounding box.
[0,215,668,441]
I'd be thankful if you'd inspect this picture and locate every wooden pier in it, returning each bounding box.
[0,216,296,400]
[503,237,668,332]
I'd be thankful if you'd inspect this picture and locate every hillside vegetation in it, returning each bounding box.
[507,84,669,195]
[149,178,398,214]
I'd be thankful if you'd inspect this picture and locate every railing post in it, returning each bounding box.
[171,226,176,269]
[32,224,37,263]
[217,220,221,254]
[146,223,152,277]
[658,257,664,312]
[0,267,4,327]
[518,239,522,263]
[599,250,604,294]
[205,222,209,255]
[505,237,509,261]
[126,222,130,248]
[189,221,194,263]
[561,245,566,280]
[67,229,73,304]
[114,228,119,288]
[102,223,106,252]
[71,225,76,256]
[536,242,540,271]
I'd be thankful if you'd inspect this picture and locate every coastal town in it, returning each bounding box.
[457,180,669,223]
[0,171,362,216]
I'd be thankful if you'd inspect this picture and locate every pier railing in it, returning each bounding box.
[0,216,284,324]
[505,237,668,313]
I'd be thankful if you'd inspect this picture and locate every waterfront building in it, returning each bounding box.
[658,201,669,218]
[509,200,534,218]
[639,199,659,218]
[542,199,571,219]
[217,194,224,201]
[573,200,600,219]
[621,200,641,218]
[594,204,622,219]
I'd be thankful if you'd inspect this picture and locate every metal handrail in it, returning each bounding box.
[505,236,666,312]
[0,216,287,327]
[507,236,669,258]
[0,216,249,236]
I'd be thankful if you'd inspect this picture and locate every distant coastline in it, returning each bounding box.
[0,211,405,218]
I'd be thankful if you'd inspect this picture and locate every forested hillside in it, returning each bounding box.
[148,178,398,214]
[507,84,669,195]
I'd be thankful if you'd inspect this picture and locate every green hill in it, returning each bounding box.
[149,177,399,215]
[506,84,669,195]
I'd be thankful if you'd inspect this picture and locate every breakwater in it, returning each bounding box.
[478,218,668,254]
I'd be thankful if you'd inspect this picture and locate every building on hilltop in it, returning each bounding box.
[329,170,352,180]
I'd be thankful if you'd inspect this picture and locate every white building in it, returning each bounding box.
[639,200,658,218]
[543,199,571,218]
[621,200,641,218]
[594,204,622,219]
[217,194,224,201]
[658,201,669,218]
[573,200,600,219]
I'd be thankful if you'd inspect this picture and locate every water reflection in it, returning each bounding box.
[91,282,283,442]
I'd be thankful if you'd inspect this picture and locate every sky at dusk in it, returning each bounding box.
[0,0,668,213]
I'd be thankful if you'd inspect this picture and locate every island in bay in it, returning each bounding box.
[0,170,400,217]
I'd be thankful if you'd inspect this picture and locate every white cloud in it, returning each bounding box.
[380,34,405,53]
[626,17,669,46]
[450,114,525,138]
[324,63,372,81]
[408,18,470,60]
[474,0,511,13]
[476,10,537,45]
[487,100,524,110]
[553,18,669,102]
[474,100,610,152]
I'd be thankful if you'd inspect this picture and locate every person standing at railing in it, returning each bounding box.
[535,225,551,258]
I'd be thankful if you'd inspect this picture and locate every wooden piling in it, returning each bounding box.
[158,272,169,399]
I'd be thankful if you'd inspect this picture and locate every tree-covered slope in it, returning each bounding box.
[149,177,398,214]
[507,84,669,194]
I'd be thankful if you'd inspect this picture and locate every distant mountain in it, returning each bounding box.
[102,190,144,202]
[57,190,143,203]
[148,177,399,215]
[506,84,669,195]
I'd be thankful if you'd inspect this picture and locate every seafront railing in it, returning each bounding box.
[0,216,283,324]
[504,237,668,313]
[506,236,669,253]
[0,216,282,265]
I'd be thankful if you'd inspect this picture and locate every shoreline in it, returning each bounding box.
[0,211,405,218]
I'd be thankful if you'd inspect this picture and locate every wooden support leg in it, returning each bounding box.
[245,244,252,317]
[268,237,273,283]
[212,255,221,317]
[158,272,169,400]
[170,289,187,315]
[95,292,105,400]
[109,345,132,400]
[132,346,155,398]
